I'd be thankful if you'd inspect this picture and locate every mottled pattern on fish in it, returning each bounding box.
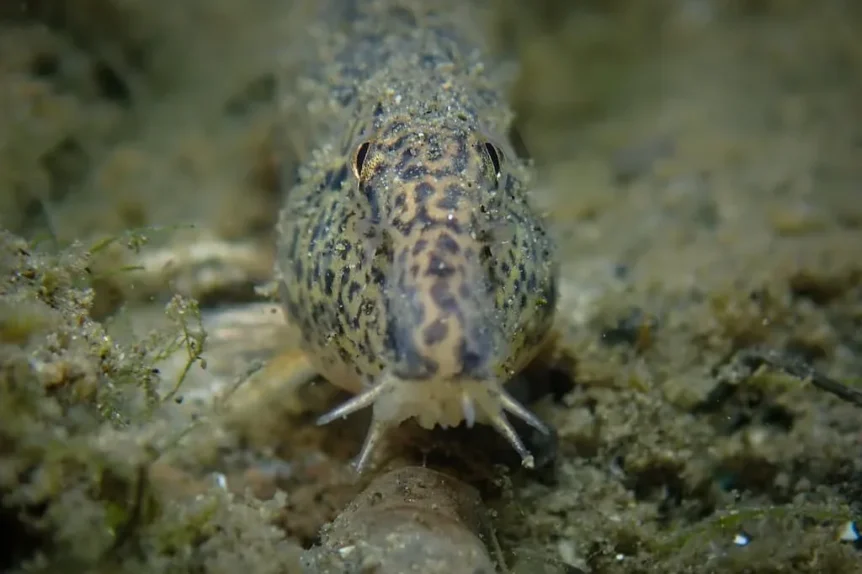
[275,0,558,471]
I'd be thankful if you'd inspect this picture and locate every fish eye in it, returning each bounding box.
[353,141,371,179]
[483,142,502,178]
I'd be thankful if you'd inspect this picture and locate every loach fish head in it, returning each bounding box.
[318,103,558,472]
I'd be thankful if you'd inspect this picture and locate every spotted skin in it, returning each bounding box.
[276,0,558,471]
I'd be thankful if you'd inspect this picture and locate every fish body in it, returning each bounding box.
[275,0,558,470]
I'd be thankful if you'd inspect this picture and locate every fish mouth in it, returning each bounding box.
[316,371,550,473]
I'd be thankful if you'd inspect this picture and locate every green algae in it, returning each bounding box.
[0,231,301,573]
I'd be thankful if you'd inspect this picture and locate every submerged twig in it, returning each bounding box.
[736,348,862,408]
[301,466,502,573]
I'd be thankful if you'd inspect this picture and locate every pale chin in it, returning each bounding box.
[371,377,492,431]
